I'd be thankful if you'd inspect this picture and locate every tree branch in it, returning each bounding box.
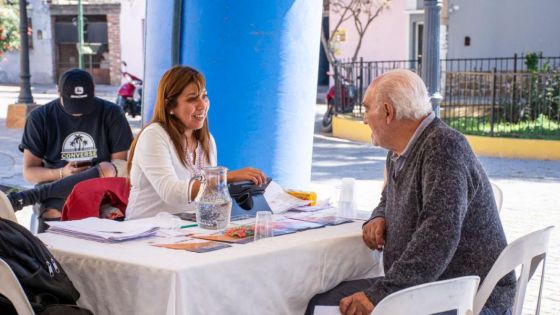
[329,2,353,40]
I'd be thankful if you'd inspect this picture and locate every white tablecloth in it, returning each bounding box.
[38,222,382,315]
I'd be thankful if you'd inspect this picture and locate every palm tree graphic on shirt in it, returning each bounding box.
[61,132,97,160]
[70,134,85,151]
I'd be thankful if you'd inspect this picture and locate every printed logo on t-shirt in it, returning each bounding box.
[60,132,98,161]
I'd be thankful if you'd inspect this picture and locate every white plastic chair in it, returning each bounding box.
[0,191,18,223]
[0,194,35,314]
[490,182,503,212]
[0,258,35,315]
[474,226,554,315]
[372,276,480,315]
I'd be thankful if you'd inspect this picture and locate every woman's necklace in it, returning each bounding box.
[184,141,204,176]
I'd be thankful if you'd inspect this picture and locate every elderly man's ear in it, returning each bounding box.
[384,102,395,124]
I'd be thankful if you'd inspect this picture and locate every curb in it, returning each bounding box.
[332,115,560,161]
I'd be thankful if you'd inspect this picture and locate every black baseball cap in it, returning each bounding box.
[58,68,95,115]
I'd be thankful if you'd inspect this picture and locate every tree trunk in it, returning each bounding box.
[321,25,335,66]
[352,32,364,62]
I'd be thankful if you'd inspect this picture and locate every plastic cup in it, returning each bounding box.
[337,178,357,218]
[254,211,274,241]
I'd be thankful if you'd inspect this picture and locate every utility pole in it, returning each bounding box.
[77,0,84,69]
[422,0,443,116]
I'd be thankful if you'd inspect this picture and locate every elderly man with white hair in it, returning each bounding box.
[306,69,516,315]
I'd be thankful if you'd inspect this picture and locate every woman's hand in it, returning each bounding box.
[228,167,267,186]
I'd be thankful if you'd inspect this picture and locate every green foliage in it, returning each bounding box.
[0,3,20,59]
[445,115,560,140]
[524,52,559,121]
[524,52,541,72]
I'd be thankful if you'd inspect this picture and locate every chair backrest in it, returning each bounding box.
[372,276,480,315]
[0,258,34,315]
[0,191,18,223]
[490,182,503,213]
[474,226,554,315]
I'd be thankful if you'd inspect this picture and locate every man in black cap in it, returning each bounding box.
[7,69,133,230]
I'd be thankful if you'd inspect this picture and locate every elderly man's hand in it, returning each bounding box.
[362,217,385,250]
[339,292,374,315]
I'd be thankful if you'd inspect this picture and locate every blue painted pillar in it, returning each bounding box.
[142,0,176,125]
[143,0,322,188]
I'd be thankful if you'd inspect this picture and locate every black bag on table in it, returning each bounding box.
[0,218,93,315]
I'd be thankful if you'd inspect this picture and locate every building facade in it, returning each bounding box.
[446,0,560,58]
[328,0,559,63]
[0,0,124,85]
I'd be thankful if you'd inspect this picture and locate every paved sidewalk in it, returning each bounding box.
[0,85,559,314]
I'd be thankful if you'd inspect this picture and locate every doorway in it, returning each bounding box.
[54,15,110,84]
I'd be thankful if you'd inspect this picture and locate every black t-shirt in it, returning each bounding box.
[21,97,133,168]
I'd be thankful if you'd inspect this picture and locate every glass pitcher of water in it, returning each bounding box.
[187,166,232,230]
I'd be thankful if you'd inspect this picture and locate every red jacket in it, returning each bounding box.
[61,177,130,221]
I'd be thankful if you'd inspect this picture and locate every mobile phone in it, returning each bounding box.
[74,160,93,168]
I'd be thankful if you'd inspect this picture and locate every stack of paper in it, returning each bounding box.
[47,217,159,243]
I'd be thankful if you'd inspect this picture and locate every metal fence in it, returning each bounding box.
[444,71,560,138]
[332,54,560,139]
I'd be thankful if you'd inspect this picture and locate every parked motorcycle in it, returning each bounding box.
[321,79,357,132]
[116,61,142,118]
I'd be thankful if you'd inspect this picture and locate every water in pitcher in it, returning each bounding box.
[197,199,232,230]
[188,166,233,230]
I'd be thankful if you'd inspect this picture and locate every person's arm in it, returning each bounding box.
[363,142,471,305]
[20,107,87,183]
[228,168,267,186]
[135,126,194,206]
[362,179,387,250]
[22,150,89,184]
[22,149,57,183]
[364,153,391,225]
[111,151,127,161]
[210,133,266,185]
[99,105,133,178]
[94,150,130,178]
[362,162,389,250]
[108,151,129,178]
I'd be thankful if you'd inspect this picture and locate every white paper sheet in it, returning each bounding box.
[264,181,311,213]
[313,305,342,315]
[292,199,333,212]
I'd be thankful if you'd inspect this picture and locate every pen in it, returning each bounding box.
[180,223,198,229]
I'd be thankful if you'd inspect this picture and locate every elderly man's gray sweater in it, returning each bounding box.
[365,118,516,311]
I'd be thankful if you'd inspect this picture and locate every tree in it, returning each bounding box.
[322,0,391,65]
[0,1,20,59]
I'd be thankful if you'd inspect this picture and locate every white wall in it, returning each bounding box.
[330,0,408,62]
[119,0,145,81]
[0,0,54,84]
[447,0,560,58]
